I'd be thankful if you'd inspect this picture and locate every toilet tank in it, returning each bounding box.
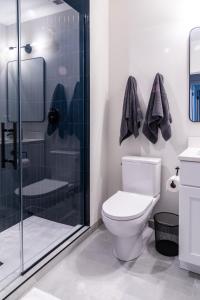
[122,156,161,196]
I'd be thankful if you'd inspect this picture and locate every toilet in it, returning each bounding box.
[102,156,161,261]
[14,150,80,215]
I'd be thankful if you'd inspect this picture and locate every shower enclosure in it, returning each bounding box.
[0,0,89,291]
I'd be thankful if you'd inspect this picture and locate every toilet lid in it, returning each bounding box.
[102,191,153,221]
[15,179,68,197]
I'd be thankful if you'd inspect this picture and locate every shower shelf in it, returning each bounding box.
[50,150,79,155]
[0,138,44,145]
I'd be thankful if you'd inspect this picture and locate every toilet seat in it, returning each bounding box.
[15,179,68,198]
[102,191,153,221]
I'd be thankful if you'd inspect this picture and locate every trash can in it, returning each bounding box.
[154,212,179,257]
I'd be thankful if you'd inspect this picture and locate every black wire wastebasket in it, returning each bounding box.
[154,212,179,257]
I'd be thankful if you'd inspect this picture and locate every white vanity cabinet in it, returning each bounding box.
[179,147,200,273]
[179,185,200,266]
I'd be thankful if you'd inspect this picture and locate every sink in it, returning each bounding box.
[179,147,200,162]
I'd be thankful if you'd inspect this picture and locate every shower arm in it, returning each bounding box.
[9,43,32,54]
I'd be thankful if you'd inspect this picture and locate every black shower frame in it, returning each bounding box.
[73,0,90,226]
[20,0,90,275]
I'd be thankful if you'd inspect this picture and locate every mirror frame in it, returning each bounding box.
[189,27,200,122]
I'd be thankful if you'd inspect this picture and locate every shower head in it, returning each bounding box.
[24,43,32,54]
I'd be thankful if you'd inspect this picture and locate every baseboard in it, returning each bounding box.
[93,218,103,228]
[2,220,101,300]
[179,260,200,275]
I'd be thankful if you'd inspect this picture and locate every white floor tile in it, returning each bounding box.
[21,288,61,300]
[0,217,80,290]
[21,225,200,300]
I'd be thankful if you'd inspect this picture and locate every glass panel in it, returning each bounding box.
[0,0,22,290]
[20,0,86,271]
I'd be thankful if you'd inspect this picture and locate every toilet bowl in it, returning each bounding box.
[14,150,80,215]
[15,178,70,213]
[102,191,160,261]
[102,156,161,261]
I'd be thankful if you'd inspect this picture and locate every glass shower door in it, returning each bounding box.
[20,0,87,272]
[0,0,89,291]
[0,0,22,290]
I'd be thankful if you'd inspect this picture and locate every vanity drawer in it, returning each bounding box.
[180,161,200,187]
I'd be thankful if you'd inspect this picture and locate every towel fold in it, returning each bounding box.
[119,76,143,144]
[142,73,172,144]
[47,83,68,139]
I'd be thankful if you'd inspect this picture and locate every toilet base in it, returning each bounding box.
[113,226,153,261]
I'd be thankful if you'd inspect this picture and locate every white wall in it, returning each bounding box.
[108,0,200,214]
[90,0,109,225]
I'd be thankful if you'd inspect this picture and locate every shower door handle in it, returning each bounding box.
[1,122,17,169]
[1,123,5,168]
[12,122,17,170]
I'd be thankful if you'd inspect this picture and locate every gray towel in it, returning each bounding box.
[47,84,68,139]
[142,73,172,144]
[119,76,143,145]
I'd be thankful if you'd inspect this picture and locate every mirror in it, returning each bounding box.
[7,57,45,122]
[190,27,200,122]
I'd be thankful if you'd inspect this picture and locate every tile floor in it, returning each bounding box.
[21,288,60,300]
[0,216,81,290]
[20,225,200,300]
